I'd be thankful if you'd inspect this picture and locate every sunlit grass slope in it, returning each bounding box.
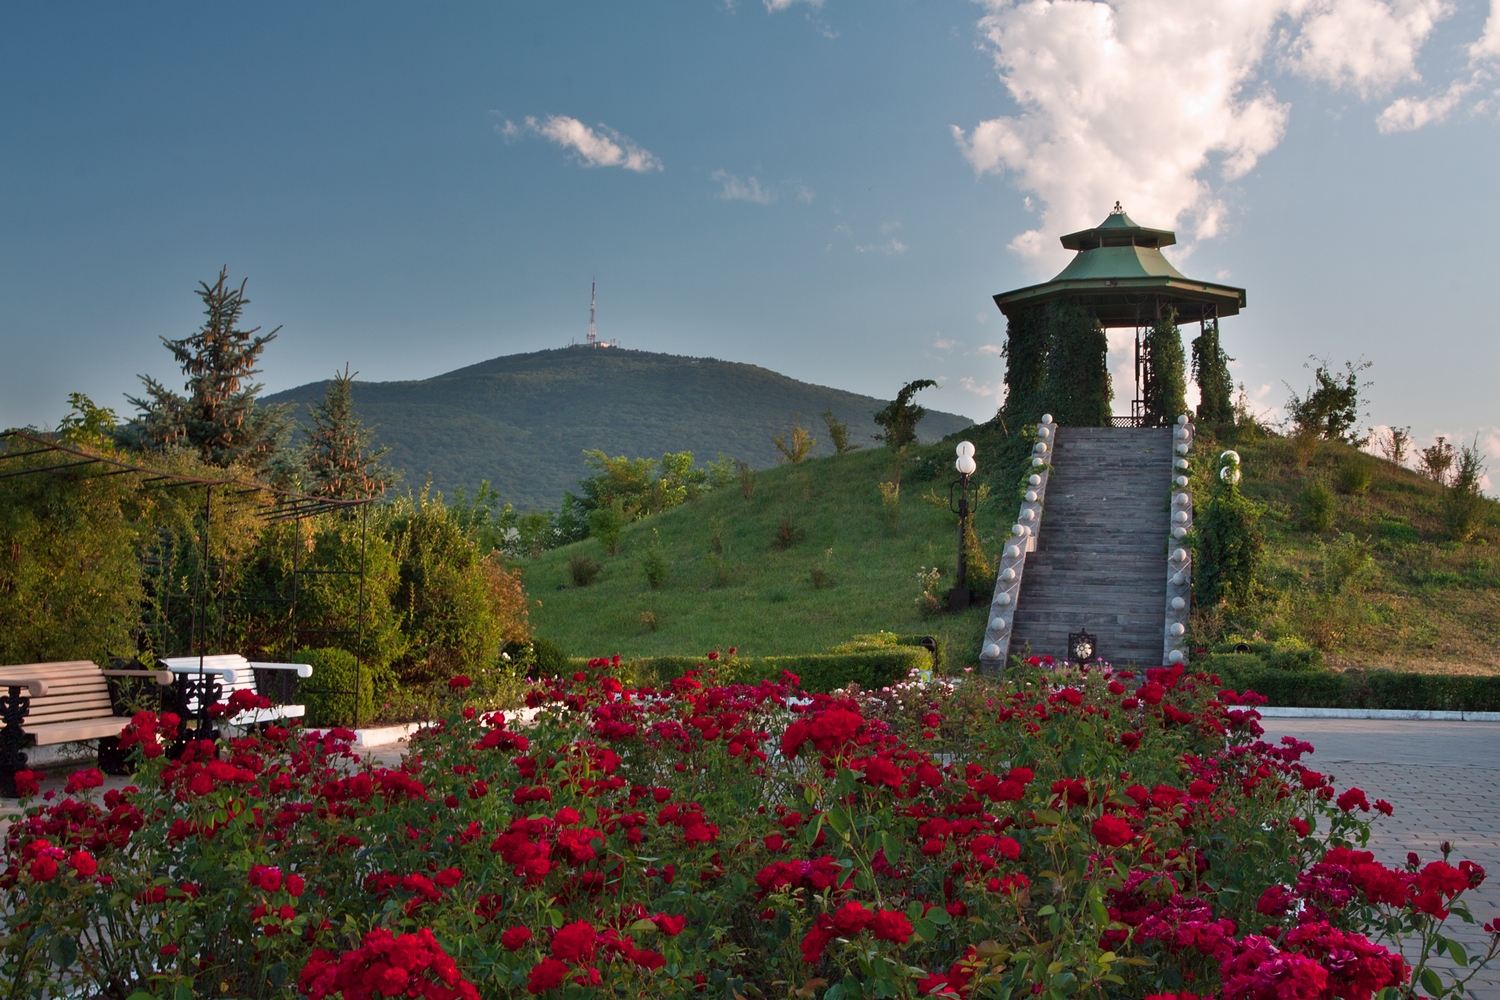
[523,429,1027,667]
[1196,426,1500,674]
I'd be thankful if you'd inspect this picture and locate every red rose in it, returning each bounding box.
[1290,816,1312,837]
[13,770,42,797]
[449,675,472,690]
[1337,787,1370,813]
[652,913,686,936]
[526,958,568,993]
[1091,814,1135,848]
[550,920,596,963]
[831,901,874,935]
[68,851,97,878]
[30,856,59,882]
[64,768,104,795]
[502,926,534,951]
[287,874,306,897]
[870,909,913,945]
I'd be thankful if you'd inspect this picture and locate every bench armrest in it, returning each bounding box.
[162,664,239,681]
[249,661,315,679]
[101,669,175,685]
[0,677,49,697]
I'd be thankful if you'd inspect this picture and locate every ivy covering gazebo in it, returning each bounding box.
[994,203,1245,427]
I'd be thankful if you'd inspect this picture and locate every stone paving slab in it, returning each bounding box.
[1261,719,1500,997]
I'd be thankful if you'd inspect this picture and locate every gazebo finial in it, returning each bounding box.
[1111,200,1124,215]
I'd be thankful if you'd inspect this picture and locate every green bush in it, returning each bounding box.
[299,647,375,728]
[567,647,930,694]
[1300,479,1336,532]
[1206,660,1500,713]
[568,555,602,587]
[1336,456,1374,495]
[1207,637,1322,672]
[531,637,569,676]
[640,544,669,589]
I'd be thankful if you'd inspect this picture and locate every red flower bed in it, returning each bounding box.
[2,655,1496,998]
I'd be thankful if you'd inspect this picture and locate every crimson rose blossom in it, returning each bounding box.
[527,958,568,993]
[1092,814,1136,848]
[502,926,533,951]
[550,920,597,963]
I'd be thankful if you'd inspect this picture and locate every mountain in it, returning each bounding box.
[264,347,976,509]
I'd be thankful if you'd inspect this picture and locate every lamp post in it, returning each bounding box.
[949,441,977,611]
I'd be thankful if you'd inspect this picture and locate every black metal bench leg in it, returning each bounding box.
[0,685,33,798]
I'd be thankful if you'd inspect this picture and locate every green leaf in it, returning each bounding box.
[880,831,902,863]
[268,961,288,987]
[854,869,875,892]
[126,993,155,1000]
[826,809,850,835]
[174,986,193,1000]
[804,784,818,805]
[47,935,77,969]
[913,918,937,942]
[1033,809,1063,825]
[1089,896,1110,927]
[906,901,925,921]
[1420,968,1444,996]
[927,907,951,926]
[826,985,847,1000]
[1036,905,1056,917]
[1446,939,1469,967]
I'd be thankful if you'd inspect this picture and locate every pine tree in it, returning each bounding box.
[1143,306,1187,425]
[304,365,394,500]
[1191,318,1235,425]
[121,268,291,469]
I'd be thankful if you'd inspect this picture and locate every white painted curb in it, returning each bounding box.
[1258,707,1500,723]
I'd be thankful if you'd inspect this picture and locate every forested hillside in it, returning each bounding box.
[266,348,974,509]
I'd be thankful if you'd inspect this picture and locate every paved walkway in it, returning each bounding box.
[1260,718,1500,997]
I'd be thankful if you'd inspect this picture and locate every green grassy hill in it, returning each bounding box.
[522,421,1028,666]
[1192,426,1500,675]
[264,348,974,510]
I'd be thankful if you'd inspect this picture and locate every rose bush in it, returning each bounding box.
[2,655,1496,998]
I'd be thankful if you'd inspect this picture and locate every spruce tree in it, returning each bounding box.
[1142,306,1187,425]
[304,365,395,500]
[1192,318,1235,425]
[121,268,291,469]
[1039,301,1111,426]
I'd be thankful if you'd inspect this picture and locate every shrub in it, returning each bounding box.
[1336,455,1374,494]
[1444,440,1488,542]
[734,459,756,499]
[1300,479,1336,532]
[873,379,937,449]
[640,539,669,589]
[567,555,602,587]
[1322,533,1376,594]
[772,421,816,463]
[4,660,1491,998]
[821,409,858,455]
[1284,356,1370,444]
[1194,468,1265,607]
[530,636,568,676]
[587,505,626,554]
[773,519,802,551]
[1142,307,1187,425]
[299,647,375,727]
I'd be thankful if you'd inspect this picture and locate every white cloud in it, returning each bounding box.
[975,343,1005,356]
[1378,75,1478,131]
[1471,0,1500,61]
[959,377,1005,405]
[764,0,821,9]
[499,115,662,172]
[712,170,777,204]
[934,337,959,350]
[955,0,1465,264]
[837,222,909,255]
[794,184,816,203]
[1285,0,1450,98]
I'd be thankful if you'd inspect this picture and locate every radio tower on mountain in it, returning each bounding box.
[579,280,616,348]
[586,279,598,347]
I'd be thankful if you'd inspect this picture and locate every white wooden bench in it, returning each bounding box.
[158,654,312,728]
[0,661,174,796]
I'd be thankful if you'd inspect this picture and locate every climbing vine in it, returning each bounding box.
[1039,301,1111,427]
[1193,452,1265,608]
[1192,318,1235,425]
[1142,305,1187,425]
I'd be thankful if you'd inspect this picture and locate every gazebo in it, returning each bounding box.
[993,204,1246,426]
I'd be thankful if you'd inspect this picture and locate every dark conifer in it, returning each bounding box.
[121,268,291,469]
[304,365,394,500]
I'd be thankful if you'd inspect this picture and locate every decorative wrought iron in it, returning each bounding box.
[0,685,33,798]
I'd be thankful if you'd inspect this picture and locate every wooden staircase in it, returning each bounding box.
[1008,427,1174,667]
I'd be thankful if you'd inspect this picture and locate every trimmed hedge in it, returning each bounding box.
[298,647,375,727]
[1203,656,1500,713]
[564,647,932,694]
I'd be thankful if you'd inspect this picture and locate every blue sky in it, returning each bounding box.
[3,0,1498,471]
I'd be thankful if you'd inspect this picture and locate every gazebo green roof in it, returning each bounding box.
[994,205,1246,328]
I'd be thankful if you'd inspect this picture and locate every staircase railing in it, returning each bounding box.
[1162,415,1194,665]
[978,417,1055,676]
